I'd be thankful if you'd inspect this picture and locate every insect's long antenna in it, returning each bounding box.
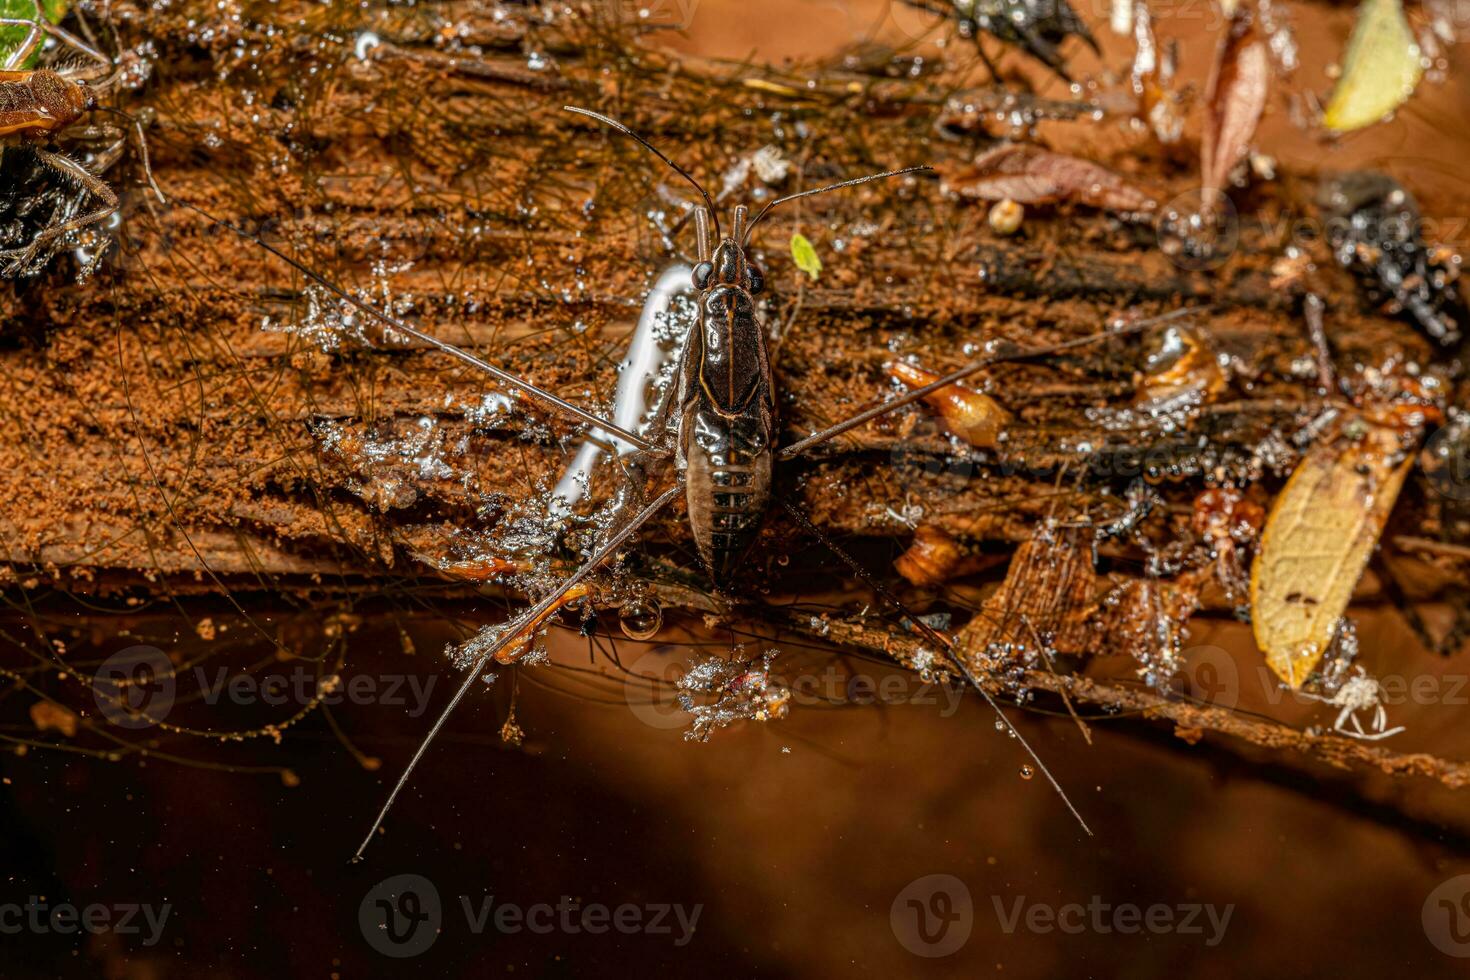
[354,484,681,861]
[777,498,1094,837]
[92,105,166,203]
[563,106,722,241]
[743,166,933,243]
[778,306,1209,460]
[177,201,663,455]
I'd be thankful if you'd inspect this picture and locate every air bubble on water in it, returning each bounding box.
[619,600,663,641]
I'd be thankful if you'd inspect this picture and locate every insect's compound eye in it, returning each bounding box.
[692,261,714,290]
[747,264,765,295]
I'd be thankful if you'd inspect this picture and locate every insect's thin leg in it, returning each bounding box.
[777,497,1094,838]
[0,19,43,69]
[972,35,1002,82]
[353,483,681,861]
[179,201,666,456]
[91,106,166,202]
[1017,25,1068,80]
[777,307,1207,461]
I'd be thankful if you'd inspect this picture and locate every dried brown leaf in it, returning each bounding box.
[1201,8,1271,206]
[938,143,1157,213]
[957,526,1097,659]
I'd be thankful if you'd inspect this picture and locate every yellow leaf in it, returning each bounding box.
[790,233,822,281]
[1250,420,1415,687]
[1323,0,1424,133]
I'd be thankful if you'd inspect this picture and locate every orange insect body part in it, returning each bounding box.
[886,360,1010,448]
[0,68,93,139]
[494,584,592,664]
[440,556,521,582]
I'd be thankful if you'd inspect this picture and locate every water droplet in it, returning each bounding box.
[1019,765,1035,780]
[619,600,663,641]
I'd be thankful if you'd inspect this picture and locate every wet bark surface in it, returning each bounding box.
[1,2,1457,591]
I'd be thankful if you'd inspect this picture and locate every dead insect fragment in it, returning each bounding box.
[895,525,965,588]
[988,198,1024,236]
[1134,324,1227,412]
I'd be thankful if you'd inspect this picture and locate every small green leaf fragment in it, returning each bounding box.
[1323,0,1424,133]
[0,0,70,70]
[790,233,822,281]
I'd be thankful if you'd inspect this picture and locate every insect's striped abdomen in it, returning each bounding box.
[677,271,775,588]
[684,407,772,586]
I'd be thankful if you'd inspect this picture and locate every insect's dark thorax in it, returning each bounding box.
[678,282,775,587]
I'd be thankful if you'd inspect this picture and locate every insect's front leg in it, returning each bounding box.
[68,122,126,174]
[15,0,111,71]
[0,19,44,70]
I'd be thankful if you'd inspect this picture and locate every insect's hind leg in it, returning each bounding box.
[354,483,681,861]
[10,0,110,70]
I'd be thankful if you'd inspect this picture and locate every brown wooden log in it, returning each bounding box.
[0,0,1464,629]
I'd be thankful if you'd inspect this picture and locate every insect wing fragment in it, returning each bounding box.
[1250,423,1414,688]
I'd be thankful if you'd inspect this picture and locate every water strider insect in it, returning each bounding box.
[0,0,164,277]
[189,106,1192,860]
